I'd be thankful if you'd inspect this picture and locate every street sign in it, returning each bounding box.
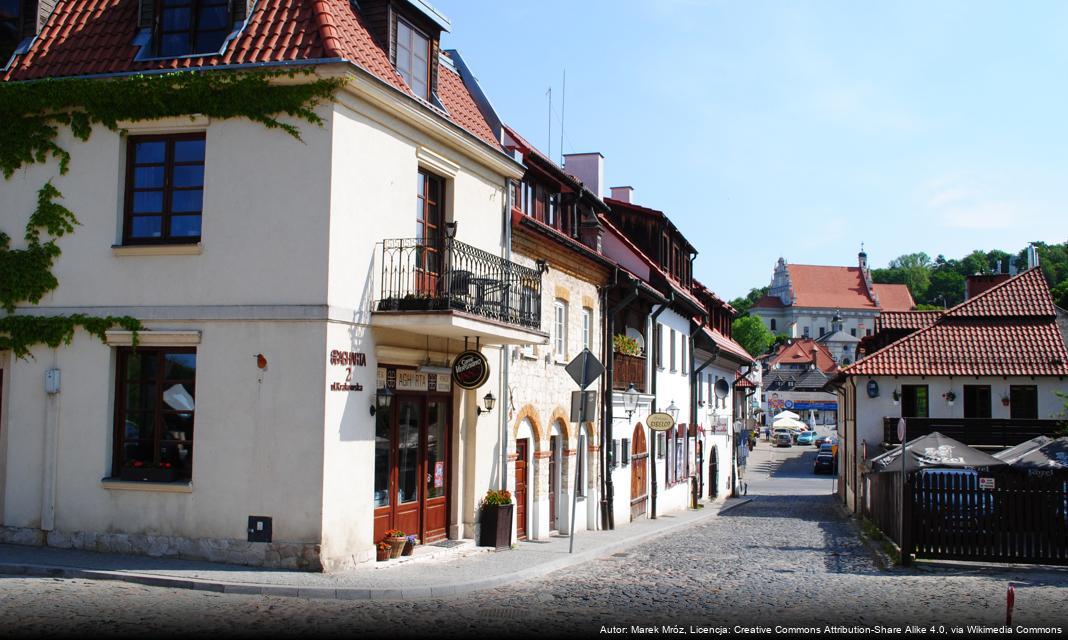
[647,412,675,432]
[897,418,906,443]
[979,477,995,490]
[570,390,597,423]
[565,348,604,390]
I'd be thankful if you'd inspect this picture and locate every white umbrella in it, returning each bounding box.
[772,417,807,430]
[773,410,800,421]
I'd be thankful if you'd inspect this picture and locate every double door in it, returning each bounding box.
[374,393,451,544]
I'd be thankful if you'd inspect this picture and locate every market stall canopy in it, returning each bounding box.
[772,417,807,430]
[993,436,1053,463]
[773,410,800,421]
[1009,437,1068,473]
[869,432,1009,474]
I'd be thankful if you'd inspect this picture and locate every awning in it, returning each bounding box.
[868,432,1009,474]
[1009,437,1068,472]
[993,436,1053,463]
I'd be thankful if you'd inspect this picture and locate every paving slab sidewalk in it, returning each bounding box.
[0,497,751,601]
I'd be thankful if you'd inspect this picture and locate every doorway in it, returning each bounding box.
[549,435,559,531]
[630,423,648,520]
[373,392,451,544]
[515,438,529,540]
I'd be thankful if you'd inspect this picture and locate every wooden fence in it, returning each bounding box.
[863,470,1068,565]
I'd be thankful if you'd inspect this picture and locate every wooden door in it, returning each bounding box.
[422,398,449,542]
[415,170,444,295]
[630,423,648,520]
[515,439,529,540]
[549,435,558,531]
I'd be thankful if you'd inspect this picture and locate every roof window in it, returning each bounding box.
[155,0,232,57]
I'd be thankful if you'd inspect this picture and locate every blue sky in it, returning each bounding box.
[434,0,1068,300]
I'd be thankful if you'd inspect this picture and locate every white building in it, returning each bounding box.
[0,0,548,570]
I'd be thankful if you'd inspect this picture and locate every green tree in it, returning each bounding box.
[1051,280,1068,309]
[731,315,775,358]
[926,269,965,307]
[729,286,769,317]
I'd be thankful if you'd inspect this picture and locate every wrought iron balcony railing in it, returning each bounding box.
[375,237,543,331]
[882,416,1061,448]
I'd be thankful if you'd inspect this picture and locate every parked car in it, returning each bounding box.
[815,435,837,448]
[797,431,817,445]
[814,453,835,474]
[774,433,793,447]
[818,443,834,455]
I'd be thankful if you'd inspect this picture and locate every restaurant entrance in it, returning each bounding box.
[373,368,452,544]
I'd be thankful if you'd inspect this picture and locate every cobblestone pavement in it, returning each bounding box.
[3,494,1066,638]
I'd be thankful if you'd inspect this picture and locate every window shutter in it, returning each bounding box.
[138,0,156,30]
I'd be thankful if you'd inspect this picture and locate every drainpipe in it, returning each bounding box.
[603,270,638,530]
[501,178,515,492]
[648,293,673,519]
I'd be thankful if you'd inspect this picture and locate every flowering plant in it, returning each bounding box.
[613,334,641,356]
[384,529,406,538]
[124,460,174,469]
[406,535,418,545]
[483,489,512,506]
[376,541,391,553]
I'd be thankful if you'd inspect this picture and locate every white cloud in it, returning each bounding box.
[923,176,1030,231]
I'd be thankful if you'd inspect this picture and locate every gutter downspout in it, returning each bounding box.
[501,178,516,492]
[648,293,673,519]
[603,270,638,530]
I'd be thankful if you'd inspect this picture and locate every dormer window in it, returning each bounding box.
[157,0,231,57]
[395,17,430,99]
[1,0,22,61]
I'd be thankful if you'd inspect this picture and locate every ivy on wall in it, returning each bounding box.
[0,68,344,357]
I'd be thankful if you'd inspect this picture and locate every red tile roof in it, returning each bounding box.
[751,295,785,309]
[769,339,838,374]
[702,326,754,363]
[3,0,499,147]
[872,283,916,311]
[751,266,914,312]
[845,268,1068,377]
[733,376,755,389]
[876,310,941,331]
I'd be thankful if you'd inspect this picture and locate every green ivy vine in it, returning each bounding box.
[0,68,344,357]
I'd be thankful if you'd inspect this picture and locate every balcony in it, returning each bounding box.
[612,352,646,393]
[883,417,1062,448]
[373,237,545,344]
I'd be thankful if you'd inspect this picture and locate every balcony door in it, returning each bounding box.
[963,385,991,419]
[901,385,928,418]
[416,169,445,296]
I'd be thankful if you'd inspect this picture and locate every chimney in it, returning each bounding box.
[610,186,633,203]
[562,152,604,200]
[1026,243,1040,270]
[965,274,1011,300]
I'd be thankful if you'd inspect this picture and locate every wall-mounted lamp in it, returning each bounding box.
[623,383,639,420]
[477,392,496,416]
[535,258,549,274]
[371,388,393,416]
[444,221,457,239]
[666,400,680,422]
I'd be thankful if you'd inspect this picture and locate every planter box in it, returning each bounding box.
[478,503,513,549]
[119,467,176,483]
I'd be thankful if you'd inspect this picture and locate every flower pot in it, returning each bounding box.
[376,547,391,562]
[478,503,513,550]
[401,541,414,556]
[387,536,407,559]
[119,467,176,483]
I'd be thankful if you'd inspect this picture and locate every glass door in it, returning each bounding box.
[394,397,422,536]
[423,399,449,542]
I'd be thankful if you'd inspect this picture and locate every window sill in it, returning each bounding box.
[112,244,202,257]
[101,478,193,493]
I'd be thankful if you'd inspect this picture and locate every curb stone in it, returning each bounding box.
[831,499,895,570]
[0,498,750,601]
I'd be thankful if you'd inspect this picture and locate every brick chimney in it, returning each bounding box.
[563,152,604,200]
[965,274,1011,300]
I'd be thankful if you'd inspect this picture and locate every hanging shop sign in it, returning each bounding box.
[328,349,366,392]
[452,350,490,390]
[646,412,675,432]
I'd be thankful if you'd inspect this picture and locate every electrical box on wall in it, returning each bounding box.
[247,516,272,543]
[44,369,60,394]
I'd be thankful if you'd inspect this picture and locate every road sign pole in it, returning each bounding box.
[569,433,585,553]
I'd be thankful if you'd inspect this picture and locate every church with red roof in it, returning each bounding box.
[750,248,915,345]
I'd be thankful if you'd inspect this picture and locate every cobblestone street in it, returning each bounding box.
[3,476,1067,638]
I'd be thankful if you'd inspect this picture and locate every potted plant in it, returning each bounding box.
[119,460,176,483]
[384,529,407,558]
[943,390,957,406]
[613,334,641,356]
[375,541,392,562]
[891,389,901,406]
[1001,394,1011,407]
[402,534,417,556]
[479,489,514,549]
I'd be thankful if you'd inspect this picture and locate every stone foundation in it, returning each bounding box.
[0,525,323,572]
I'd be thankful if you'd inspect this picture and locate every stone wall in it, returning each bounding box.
[0,525,323,571]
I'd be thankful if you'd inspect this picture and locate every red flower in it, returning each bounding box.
[163,463,172,469]
[132,461,144,468]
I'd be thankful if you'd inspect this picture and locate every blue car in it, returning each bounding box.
[797,431,817,445]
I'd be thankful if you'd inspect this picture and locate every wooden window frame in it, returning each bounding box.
[553,300,568,359]
[123,132,206,245]
[395,16,430,100]
[112,346,197,481]
[1009,385,1038,420]
[963,385,992,419]
[155,0,232,58]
